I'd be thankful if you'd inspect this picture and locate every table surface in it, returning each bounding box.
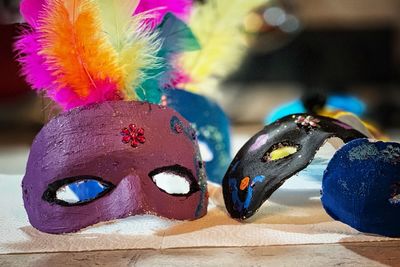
[1,126,400,267]
[0,241,399,267]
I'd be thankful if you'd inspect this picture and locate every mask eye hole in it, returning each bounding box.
[42,176,115,206]
[198,140,214,162]
[149,165,200,196]
[263,141,300,162]
[152,173,190,194]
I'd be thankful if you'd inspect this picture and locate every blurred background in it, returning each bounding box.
[1,0,400,173]
[222,0,400,128]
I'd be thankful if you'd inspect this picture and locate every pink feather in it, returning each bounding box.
[17,0,126,110]
[20,0,193,28]
[170,70,191,88]
[17,0,188,110]
[51,80,121,110]
[19,0,46,26]
[161,56,192,88]
[50,86,84,111]
[14,30,55,91]
[15,28,123,110]
[134,0,193,28]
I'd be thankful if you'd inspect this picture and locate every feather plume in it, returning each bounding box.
[134,0,193,28]
[38,0,124,102]
[15,30,55,91]
[16,0,162,109]
[136,13,200,103]
[97,0,161,100]
[97,0,140,51]
[179,0,266,92]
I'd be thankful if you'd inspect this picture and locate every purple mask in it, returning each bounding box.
[22,101,208,234]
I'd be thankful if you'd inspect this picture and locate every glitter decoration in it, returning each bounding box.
[381,145,400,164]
[295,115,320,128]
[197,125,230,168]
[348,143,379,161]
[121,124,146,147]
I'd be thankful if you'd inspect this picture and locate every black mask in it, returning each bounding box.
[222,114,366,220]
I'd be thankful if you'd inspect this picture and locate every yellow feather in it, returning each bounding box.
[97,0,161,99]
[96,0,139,52]
[180,0,266,93]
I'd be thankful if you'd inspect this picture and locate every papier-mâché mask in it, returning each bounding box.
[223,114,366,220]
[22,101,208,234]
[164,88,231,184]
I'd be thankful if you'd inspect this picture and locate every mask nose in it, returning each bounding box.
[114,174,144,215]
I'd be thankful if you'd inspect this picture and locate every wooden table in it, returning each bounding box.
[1,241,399,266]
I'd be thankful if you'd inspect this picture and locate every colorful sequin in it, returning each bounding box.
[120,124,146,148]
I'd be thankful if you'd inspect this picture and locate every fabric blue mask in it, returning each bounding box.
[322,138,400,237]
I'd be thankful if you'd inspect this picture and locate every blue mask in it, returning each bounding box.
[163,89,231,184]
[322,138,400,237]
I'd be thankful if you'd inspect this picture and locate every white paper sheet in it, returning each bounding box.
[0,137,397,254]
[0,170,396,255]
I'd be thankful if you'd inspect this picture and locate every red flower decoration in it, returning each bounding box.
[121,124,146,148]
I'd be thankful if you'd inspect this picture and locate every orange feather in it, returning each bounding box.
[39,0,123,98]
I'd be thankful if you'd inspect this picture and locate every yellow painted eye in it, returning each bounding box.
[270,146,298,161]
[263,142,300,162]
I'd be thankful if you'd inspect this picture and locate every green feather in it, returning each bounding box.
[135,13,200,103]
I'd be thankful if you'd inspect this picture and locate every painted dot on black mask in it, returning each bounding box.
[262,142,300,162]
